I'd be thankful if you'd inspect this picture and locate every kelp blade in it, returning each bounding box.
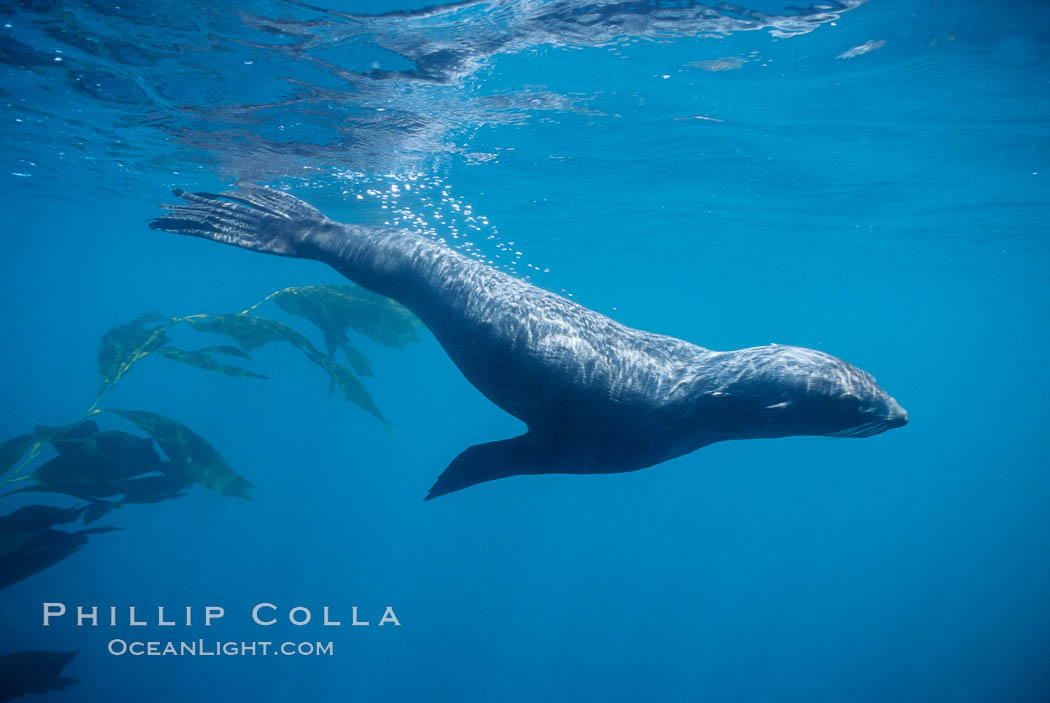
[154,346,268,379]
[107,409,252,499]
[1,420,103,481]
[189,312,387,425]
[33,429,165,484]
[0,433,36,479]
[306,351,390,429]
[338,342,374,377]
[97,312,170,389]
[331,285,420,349]
[0,506,89,560]
[185,313,312,351]
[0,528,118,590]
[272,284,419,351]
[0,650,79,699]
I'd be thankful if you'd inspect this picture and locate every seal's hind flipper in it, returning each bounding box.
[149,187,331,258]
[425,433,546,501]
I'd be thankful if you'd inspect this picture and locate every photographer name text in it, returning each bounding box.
[42,602,400,628]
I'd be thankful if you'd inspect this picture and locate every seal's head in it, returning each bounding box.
[713,345,907,441]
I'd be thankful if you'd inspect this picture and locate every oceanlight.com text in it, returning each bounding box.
[107,640,334,657]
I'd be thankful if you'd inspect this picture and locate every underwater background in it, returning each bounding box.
[1,0,1048,701]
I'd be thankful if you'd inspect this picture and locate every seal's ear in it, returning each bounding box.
[425,433,544,500]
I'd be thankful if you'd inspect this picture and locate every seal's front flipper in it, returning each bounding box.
[425,433,548,501]
[149,186,332,258]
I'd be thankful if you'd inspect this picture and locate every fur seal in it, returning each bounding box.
[150,187,907,499]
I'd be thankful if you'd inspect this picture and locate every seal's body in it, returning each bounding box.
[151,187,907,499]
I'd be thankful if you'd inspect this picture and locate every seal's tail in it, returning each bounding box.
[149,186,331,258]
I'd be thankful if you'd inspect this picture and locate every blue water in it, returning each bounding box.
[1,1,1048,701]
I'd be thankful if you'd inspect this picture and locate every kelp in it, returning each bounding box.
[4,480,131,501]
[0,433,35,480]
[82,502,115,525]
[186,312,389,425]
[0,650,79,700]
[5,474,189,504]
[185,312,312,350]
[273,284,420,352]
[0,420,103,485]
[0,417,196,512]
[114,474,191,504]
[339,343,374,377]
[87,282,418,426]
[336,285,420,349]
[37,421,101,454]
[271,285,349,355]
[0,526,120,590]
[96,315,268,395]
[0,411,238,501]
[32,452,112,485]
[33,430,165,483]
[198,345,252,359]
[153,346,267,379]
[96,312,169,391]
[0,505,87,559]
[307,353,389,428]
[0,505,85,532]
[108,409,252,499]
[0,281,418,598]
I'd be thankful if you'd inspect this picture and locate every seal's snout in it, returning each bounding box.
[885,399,908,428]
